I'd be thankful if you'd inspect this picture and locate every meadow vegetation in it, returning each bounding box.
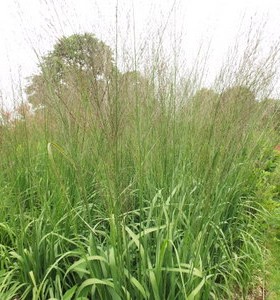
[0,29,279,300]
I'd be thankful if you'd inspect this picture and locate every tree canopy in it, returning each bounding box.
[44,33,115,80]
[26,33,116,107]
[221,86,256,107]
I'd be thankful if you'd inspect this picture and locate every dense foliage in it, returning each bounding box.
[0,32,279,300]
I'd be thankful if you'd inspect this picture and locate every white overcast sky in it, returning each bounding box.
[1,0,280,107]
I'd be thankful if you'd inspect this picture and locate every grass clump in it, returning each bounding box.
[0,24,280,299]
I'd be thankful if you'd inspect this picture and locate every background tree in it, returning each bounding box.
[26,33,117,108]
[220,85,256,111]
[25,33,120,138]
[25,32,157,145]
[259,97,280,132]
[190,88,219,108]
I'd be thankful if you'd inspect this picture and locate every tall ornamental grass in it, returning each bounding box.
[0,25,279,299]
